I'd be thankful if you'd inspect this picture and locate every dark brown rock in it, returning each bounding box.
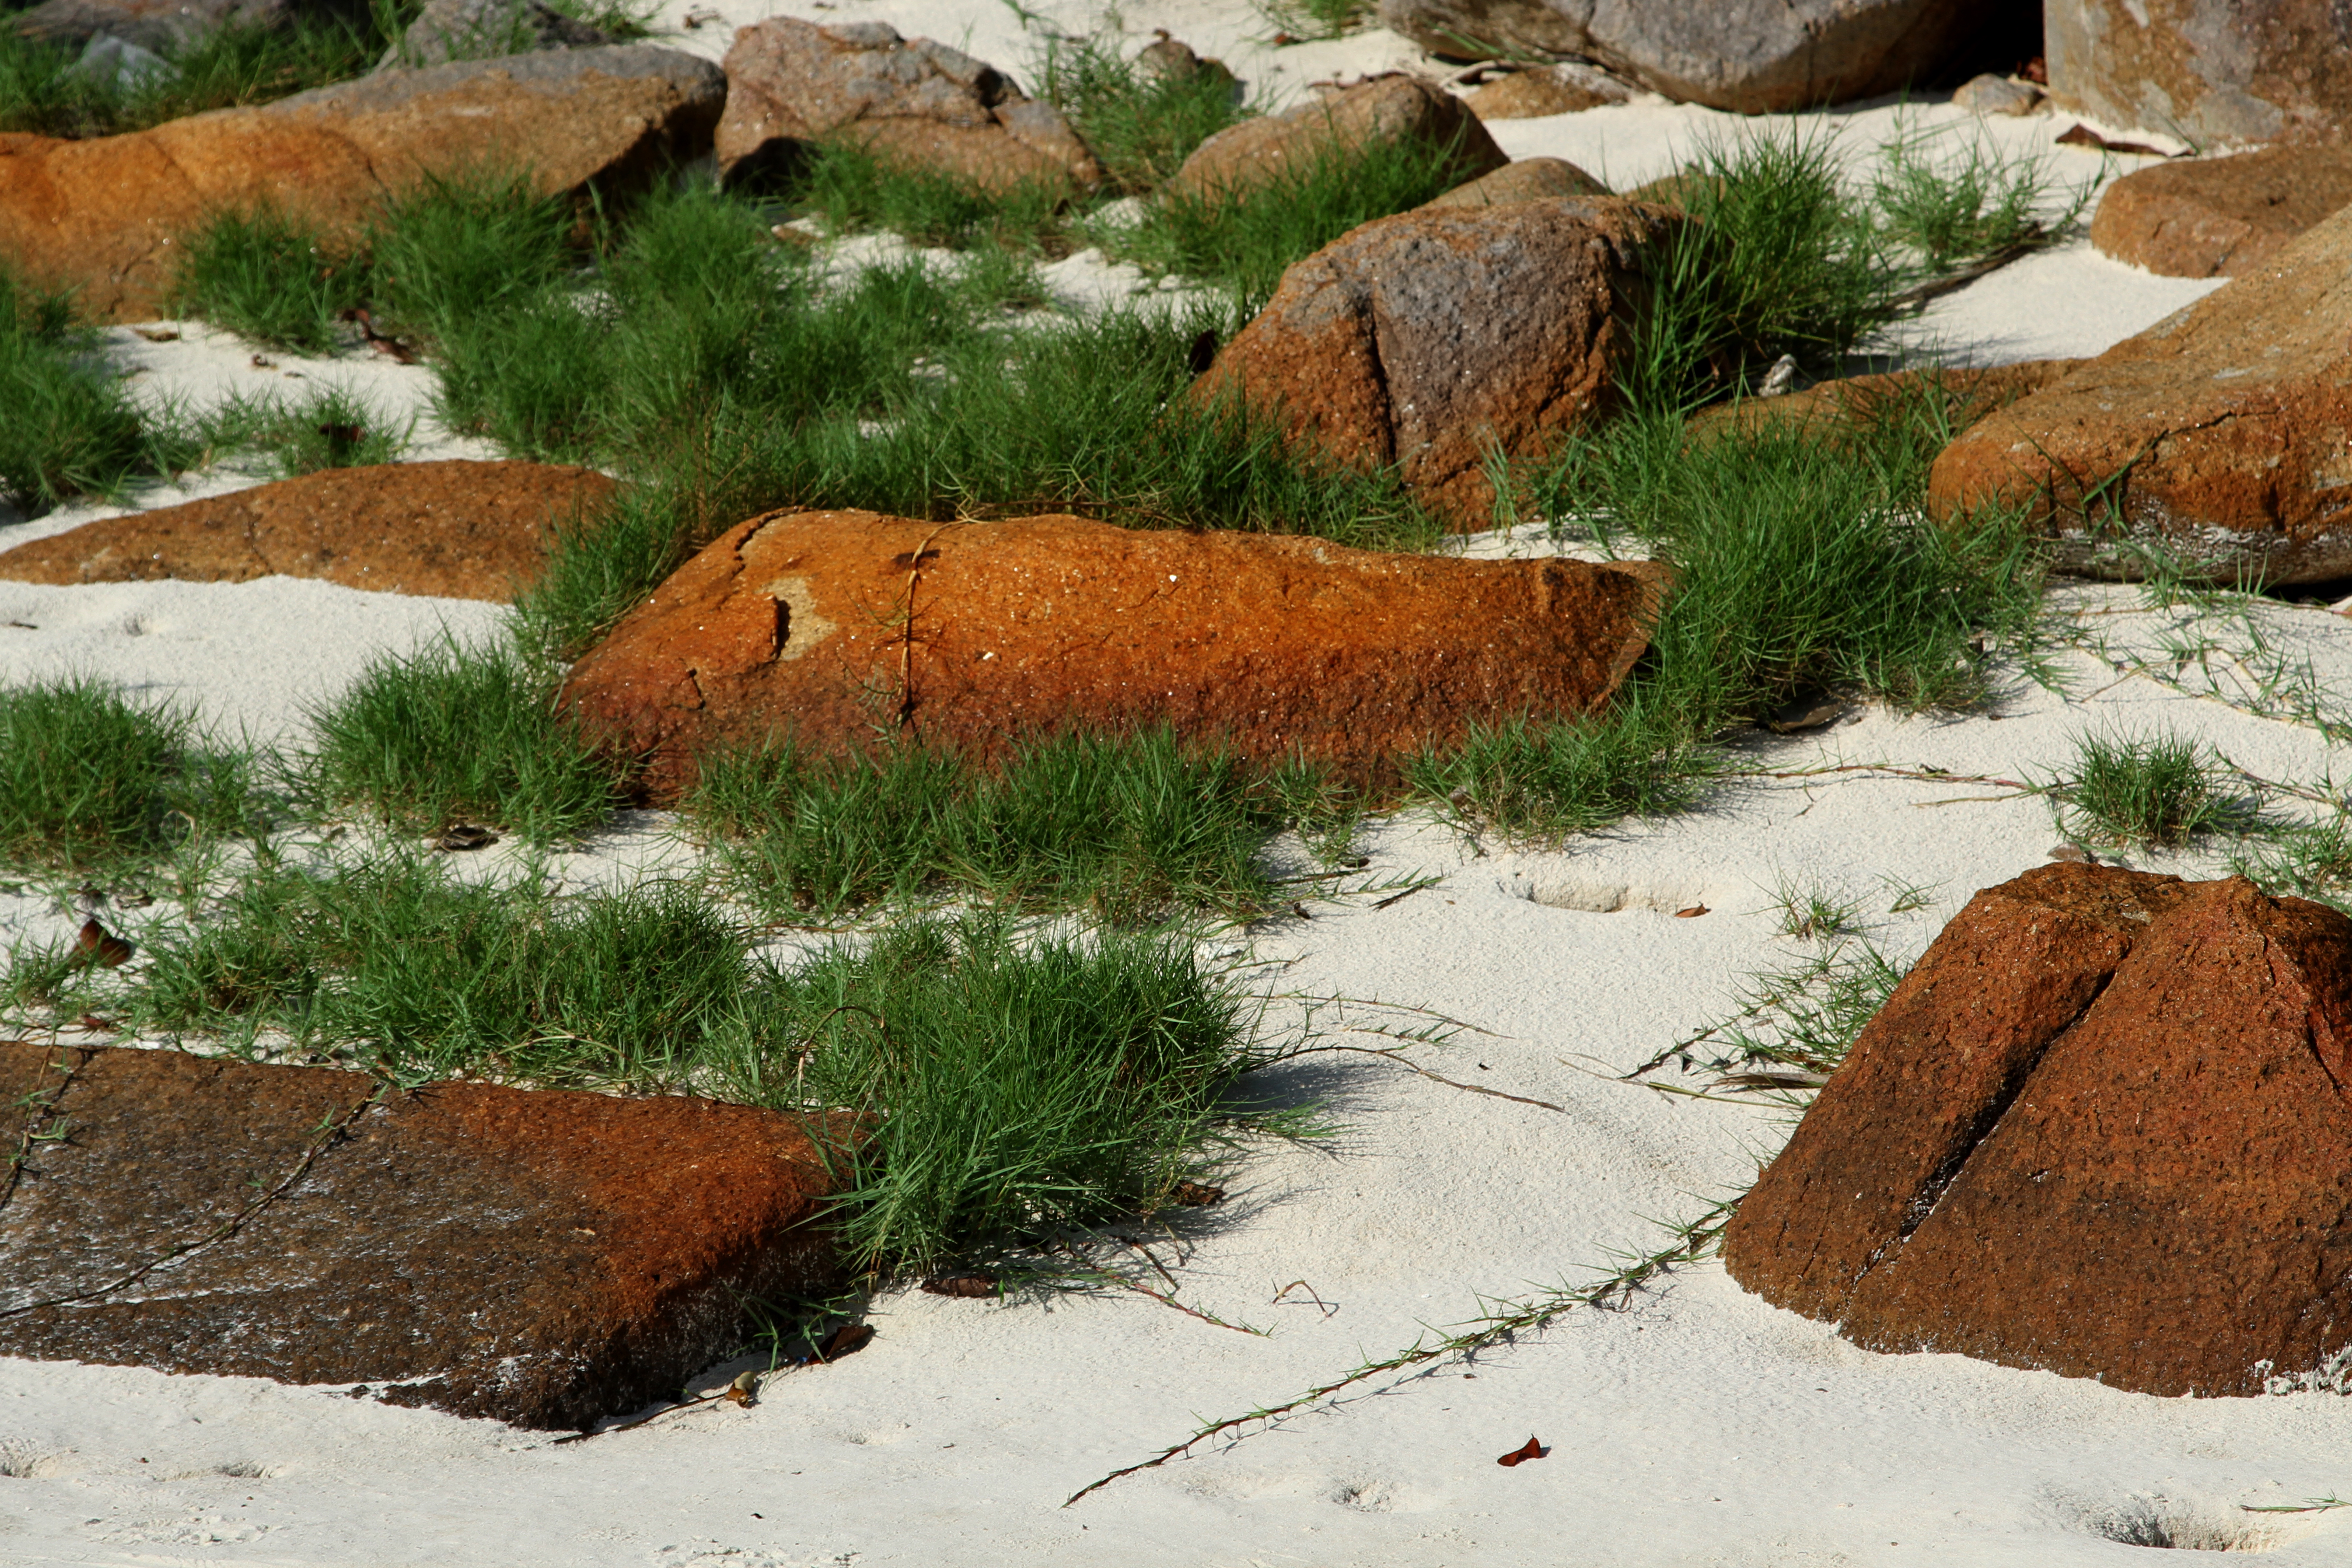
[559,509,1667,801]
[1166,74,1505,205]
[0,461,616,600]
[0,1042,843,1429]
[1684,359,2083,445]
[2090,145,2352,278]
[713,18,1098,195]
[2047,0,2352,146]
[1375,0,2013,113]
[1194,196,1681,527]
[1419,155,1609,209]
[1461,63,1634,119]
[0,45,724,322]
[1725,866,2352,1398]
[1926,200,2352,583]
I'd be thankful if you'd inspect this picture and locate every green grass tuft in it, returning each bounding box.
[298,635,617,842]
[790,137,1072,251]
[1037,32,1250,195]
[0,260,186,515]
[0,678,253,872]
[199,382,408,475]
[170,205,370,354]
[2053,729,2243,850]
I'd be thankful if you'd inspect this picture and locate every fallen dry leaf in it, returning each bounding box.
[922,1273,998,1298]
[816,1322,875,1360]
[1497,1436,1548,1467]
[2055,122,2176,157]
[1675,905,1708,918]
[131,327,179,342]
[75,918,132,967]
[1169,1180,1225,1207]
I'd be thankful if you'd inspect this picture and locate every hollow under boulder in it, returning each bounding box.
[1723,863,2352,1397]
[558,509,1667,801]
[0,1042,842,1429]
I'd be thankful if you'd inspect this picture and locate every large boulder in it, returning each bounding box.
[1725,865,2352,1398]
[0,461,615,599]
[1927,200,2352,583]
[0,45,725,321]
[713,18,1098,195]
[1374,0,2008,114]
[1194,196,1681,527]
[0,1041,842,1429]
[559,510,1667,800]
[2089,144,2352,278]
[2048,0,2352,146]
[1166,74,1505,205]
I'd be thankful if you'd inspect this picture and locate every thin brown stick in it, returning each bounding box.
[1272,1279,1336,1317]
[1051,1242,1267,1337]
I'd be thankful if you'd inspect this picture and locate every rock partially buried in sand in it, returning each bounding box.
[1927,198,2352,584]
[1195,196,1681,528]
[1461,62,1634,120]
[0,1042,843,1430]
[2089,144,2352,279]
[713,17,1099,195]
[1166,74,1504,205]
[0,461,615,600]
[1725,863,2352,1397]
[1419,156,1609,209]
[0,44,725,321]
[559,510,1668,801]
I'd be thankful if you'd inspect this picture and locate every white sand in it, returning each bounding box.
[7,9,2352,1564]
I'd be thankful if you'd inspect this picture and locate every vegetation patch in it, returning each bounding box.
[0,678,254,875]
[2050,728,2246,850]
[0,261,188,515]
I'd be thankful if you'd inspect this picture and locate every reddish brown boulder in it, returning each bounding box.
[0,45,724,322]
[0,461,612,599]
[0,1042,842,1429]
[713,18,1098,195]
[2090,145,2352,278]
[1926,200,2352,584]
[1725,865,2352,1398]
[2047,0,2352,146]
[1420,156,1609,209]
[559,510,1666,800]
[1461,63,1635,120]
[1195,197,1681,527]
[1685,359,2083,444]
[1166,74,1505,205]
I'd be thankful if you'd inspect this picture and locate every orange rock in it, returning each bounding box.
[2089,144,2352,278]
[1196,197,1681,528]
[1684,360,2083,445]
[1166,74,1504,205]
[0,45,724,321]
[559,509,1667,800]
[1726,864,2352,1397]
[1461,64,1633,120]
[1419,156,1609,209]
[0,461,614,600]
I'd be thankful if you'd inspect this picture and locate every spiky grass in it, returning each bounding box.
[0,260,186,514]
[298,636,616,843]
[1036,31,1250,195]
[0,678,255,873]
[790,137,1073,251]
[199,383,408,475]
[2052,729,2244,850]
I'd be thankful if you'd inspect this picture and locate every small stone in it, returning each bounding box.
[1461,61,1633,119]
[1950,72,2043,116]
[2047,843,2096,863]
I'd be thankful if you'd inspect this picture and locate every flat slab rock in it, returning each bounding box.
[1927,197,2352,584]
[1684,360,2083,444]
[2090,144,2352,278]
[559,510,1666,801]
[1724,863,2352,1398]
[0,461,614,600]
[0,1042,841,1429]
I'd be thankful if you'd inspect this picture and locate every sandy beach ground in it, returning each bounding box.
[9,5,2352,1564]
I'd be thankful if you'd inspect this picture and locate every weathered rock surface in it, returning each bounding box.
[1420,155,1608,208]
[559,510,1667,800]
[1375,0,2004,113]
[1686,359,2082,444]
[1725,865,2352,1398]
[2090,145,2352,278]
[0,45,724,321]
[2047,0,2352,146]
[0,1042,842,1429]
[1166,74,1505,204]
[10,0,345,53]
[0,461,614,599]
[1950,71,2043,115]
[1927,200,2352,583]
[714,18,1098,194]
[381,0,610,69]
[1195,196,1679,526]
[1461,61,1634,118]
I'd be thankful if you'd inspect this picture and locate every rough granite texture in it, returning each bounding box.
[0,1043,843,1430]
[2089,145,2352,278]
[559,509,1668,801]
[1728,866,2352,1398]
[1166,74,1504,205]
[2047,0,2352,146]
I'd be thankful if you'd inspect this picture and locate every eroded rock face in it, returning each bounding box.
[0,44,725,321]
[0,461,614,600]
[559,510,1666,800]
[2090,145,2352,278]
[1461,61,1634,119]
[1926,200,2352,583]
[2047,0,2352,146]
[1374,0,2000,113]
[1725,865,2352,1398]
[1166,74,1504,204]
[713,18,1099,194]
[1195,196,1680,527]
[0,1043,842,1429]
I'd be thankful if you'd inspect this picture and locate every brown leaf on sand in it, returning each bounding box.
[131,327,178,342]
[74,918,132,967]
[1675,905,1709,918]
[1497,1436,1548,1466]
[2056,123,2177,158]
[720,1369,759,1407]
[1169,1180,1225,1207]
[815,1322,874,1360]
[922,1273,998,1298]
